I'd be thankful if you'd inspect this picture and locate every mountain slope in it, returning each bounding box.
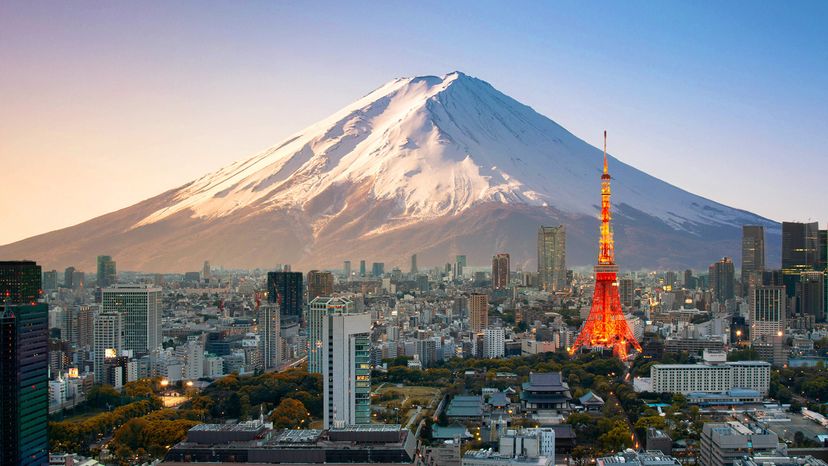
[0,72,780,272]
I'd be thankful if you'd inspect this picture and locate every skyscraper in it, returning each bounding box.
[258,303,280,371]
[371,262,385,277]
[619,277,635,308]
[93,311,122,384]
[359,260,366,277]
[538,225,566,292]
[782,221,820,297]
[709,257,735,304]
[0,261,49,465]
[308,297,352,373]
[798,271,825,322]
[343,260,352,279]
[751,286,785,340]
[741,226,765,296]
[492,253,510,290]
[469,293,488,332]
[455,255,467,279]
[63,266,75,289]
[96,255,117,288]
[266,271,303,324]
[818,229,828,272]
[319,303,371,428]
[410,254,418,275]
[202,260,211,281]
[42,270,58,291]
[306,270,334,301]
[101,285,162,354]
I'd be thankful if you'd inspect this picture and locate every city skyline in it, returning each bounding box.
[2,1,827,246]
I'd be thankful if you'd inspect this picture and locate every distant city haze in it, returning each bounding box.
[1,1,826,246]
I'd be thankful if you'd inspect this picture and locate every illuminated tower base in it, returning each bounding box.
[571,263,641,360]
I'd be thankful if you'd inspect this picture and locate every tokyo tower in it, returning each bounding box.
[569,131,642,360]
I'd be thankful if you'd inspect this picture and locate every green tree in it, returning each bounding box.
[270,398,310,428]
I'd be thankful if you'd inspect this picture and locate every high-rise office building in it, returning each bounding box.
[320,305,371,428]
[619,277,635,308]
[0,261,41,303]
[307,270,334,301]
[0,261,49,465]
[308,297,354,373]
[183,335,205,380]
[684,269,697,290]
[798,271,825,322]
[258,303,281,371]
[410,254,418,275]
[455,255,467,279]
[751,286,785,340]
[492,253,510,290]
[538,225,566,291]
[371,262,385,277]
[63,266,75,289]
[266,271,303,324]
[483,327,505,358]
[101,285,161,354]
[819,229,828,272]
[709,257,735,303]
[469,293,488,332]
[202,260,211,281]
[782,221,820,297]
[42,270,58,291]
[741,226,765,296]
[96,255,117,288]
[343,261,352,279]
[93,311,122,384]
[359,260,366,277]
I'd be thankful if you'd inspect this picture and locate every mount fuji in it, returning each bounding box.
[1,72,779,272]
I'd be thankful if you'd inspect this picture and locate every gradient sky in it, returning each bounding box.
[1,1,826,245]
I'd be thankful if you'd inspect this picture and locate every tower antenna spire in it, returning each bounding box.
[603,130,608,176]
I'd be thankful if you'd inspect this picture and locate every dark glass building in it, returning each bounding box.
[782,221,820,297]
[741,225,765,296]
[96,255,117,288]
[0,261,49,465]
[266,271,303,324]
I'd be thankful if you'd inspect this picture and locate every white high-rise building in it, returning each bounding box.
[322,309,371,429]
[751,286,785,339]
[258,303,281,371]
[483,327,505,358]
[183,335,204,380]
[93,311,122,384]
[101,285,161,354]
[308,297,353,373]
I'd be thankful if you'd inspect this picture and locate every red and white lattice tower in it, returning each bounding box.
[569,131,642,360]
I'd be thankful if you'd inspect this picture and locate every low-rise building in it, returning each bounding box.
[699,422,778,466]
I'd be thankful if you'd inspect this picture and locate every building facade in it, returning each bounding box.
[538,225,566,292]
[258,303,280,371]
[266,271,303,324]
[322,309,371,428]
[741,226,765,296]
[0,261,49,465]
[101,285,161,354]
[469,293,488,332]
[492,254,510,290]
[306,270,334,301]
[650,361,770,395]
[93,311,123,384]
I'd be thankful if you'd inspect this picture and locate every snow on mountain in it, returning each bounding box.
[135,72,756,234]
[0,71,779,272]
